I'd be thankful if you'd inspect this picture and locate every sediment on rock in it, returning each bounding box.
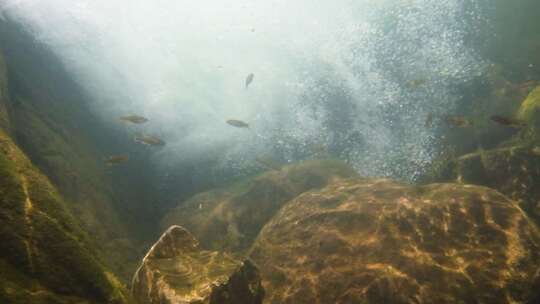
[132,225,264,304]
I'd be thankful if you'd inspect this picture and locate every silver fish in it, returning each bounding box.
[407,78,427,88]
[245,73,254,88]
[445,116,473,128]
[105,155,129,166]
[119,115,148,124]
[226,119,249,128]
[134,134,166,146]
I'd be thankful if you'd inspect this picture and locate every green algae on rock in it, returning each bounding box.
[161,160,359,254]
[249,178,540,304]
[132,225,264,304]
[436,144,540,222]
[517,86,540,121]
[1,18,151,281]
[517,86,540,142]
[0,130,129,303]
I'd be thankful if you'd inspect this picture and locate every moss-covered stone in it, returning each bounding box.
[1,18,151,281]
[0,130,129,303]
[161,160,359,254]
[250,179,540,303]
[132,226,264,304]
[518,86,540,121]
[515,86,540,143]
[435,145,540,224]
[10,96,127,241]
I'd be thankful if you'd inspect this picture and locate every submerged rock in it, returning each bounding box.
[0,47,129,303]
[1,17,148,281]
[517,86,540,122]
[161,160,358,254]
[517,86,540,141]
[132,225,264,304]
[249,179,540,304]
[439,145,540,221]
[0,130,128,303]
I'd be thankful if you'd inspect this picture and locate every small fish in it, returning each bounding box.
[226,119,249,128]
[531,147,540,156]
[134,134,166,146]
[245,73,254,88]
[445,116,473,128]
[105,155,129,166]
[425,113,433,128]
[119,115,149,124]
[513,80,537,90]
[490,115,526,129]
[407,78,427,88]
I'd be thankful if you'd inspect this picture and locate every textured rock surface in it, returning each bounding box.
[161,160,358,254]
[0,128,128,303]
[439,145,540,221]
[517,86,540,142]
[0,30,129,303]
[250,178,540,304]
[0,17,153,280]
[132,225,264,304]
[518,86,540,122]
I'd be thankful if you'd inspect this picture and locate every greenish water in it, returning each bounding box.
[1,1,540,303]
[4,0,527,183]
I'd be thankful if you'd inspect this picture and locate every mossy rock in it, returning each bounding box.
[0,130,129,303]
[9,95,140,280]
[517,86,540,134]
[162,159,359,254]
[132,226,264,304]
[434,144,540,223]
[250,179,540,303]
[518,86,540,118]
[1,22,142,281]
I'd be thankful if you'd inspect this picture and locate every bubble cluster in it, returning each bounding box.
[4,0,485,181]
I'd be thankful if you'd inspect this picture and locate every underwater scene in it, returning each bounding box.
[0,0,540,303]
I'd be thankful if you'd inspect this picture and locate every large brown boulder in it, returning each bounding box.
[131,225,264,304]
[161,160,358,254]
[249,178,540,304]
